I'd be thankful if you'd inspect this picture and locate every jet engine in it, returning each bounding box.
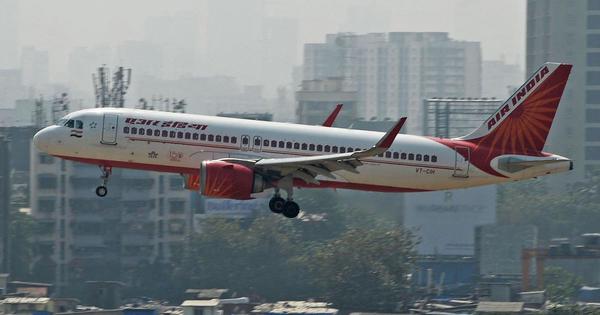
[199,160,265,199]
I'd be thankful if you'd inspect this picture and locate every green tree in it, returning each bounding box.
[308,227,417,312]
[544,266,583,304]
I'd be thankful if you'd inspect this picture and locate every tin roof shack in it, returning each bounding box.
[182,299,222,315]
[475,302,524,314]
[252,301,337,315]
[0,297,54,315]
[8,281,52,297]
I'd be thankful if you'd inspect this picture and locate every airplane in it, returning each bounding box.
[33,62,573,219]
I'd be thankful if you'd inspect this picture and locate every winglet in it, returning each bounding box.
[322,104,343,127]
[353,117,407,158]
[375,117,407,149]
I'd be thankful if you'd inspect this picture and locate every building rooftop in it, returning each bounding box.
[475,301,524,313]
[252,301,337,315]
[2,297,51,304]
[181,300,220,307]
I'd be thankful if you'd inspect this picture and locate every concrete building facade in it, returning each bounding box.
[30,150,192,294]
[302,32,481,133]
[295,77,358,127]
[526,0,595,181]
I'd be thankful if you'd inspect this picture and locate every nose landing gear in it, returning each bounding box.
[96,166,111,197]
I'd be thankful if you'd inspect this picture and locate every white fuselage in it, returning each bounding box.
[33,108,571,193]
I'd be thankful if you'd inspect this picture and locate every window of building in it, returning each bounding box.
[185,132,191,139]
[223,136,229,143]
[588,52,600,66]
[38,174,57,189]
[162,130,168,137]
[589,15,600,29]
[590,0,600,10]
[131,127,138,135]
[432,155,438,163]
[177,131,183,139]
[169,176,183,191]
[169,200,186,214]
[589,34,600,48]
[193,133,199,140]
[309,144,315,151]
[201,134,207,141]
[154,129,160,136]
[38,198,55,212]
[586,146,600,160]
[39,153,54,164]
[124,126,130,134]
[393,152,399,159]
[208,134,214,141]
[231,137,237,144]
[587,90,600,104]
[408,153,414,160]
[587,128,600,141]
[170,131,176,138]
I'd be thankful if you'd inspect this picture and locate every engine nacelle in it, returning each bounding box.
[200,160,265,200]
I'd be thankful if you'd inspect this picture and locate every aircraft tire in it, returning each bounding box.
[269,196,286,213]
[282,201,300,218]
[96,186,108,197]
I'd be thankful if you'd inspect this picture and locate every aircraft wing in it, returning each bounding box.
[220,117,406,184]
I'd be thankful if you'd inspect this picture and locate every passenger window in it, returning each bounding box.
[223,136,229,143]
[302,143,308,150]
[75,120,83,129]
[401,153,407,160]
[193,133,199,140]
[286,142,292,149]
[154,130,160,136]
[124,127,130,134]
[177,132,183,139]
[432,155,438,163]
[170,131,176,138]
[241,136,247,144]
[332,146,338,153]
[184,132,190,139]
[385,151,391,158]
[271,140,277,147]
[216,135,222,142]
[254,137,260,146]
[279,141,285,148]
[347,147,353,152]
[309,144,315,151]
[377,153,384,157]
[146,128,152,135]
[355,148,361,152]
[208,135,214,141]
[393,152,399,159]
[324,145,331,152]
[264,139,269,146]
[408,153,414,160]
[294,143,300,150]
[231,137,237,144]
[162,130,168,137]
[139,128,145,135]
[340,147,346,153]
[424,155,430,162]
[132,127,138,135]
[416,154,422,161]
[201,134,206,141]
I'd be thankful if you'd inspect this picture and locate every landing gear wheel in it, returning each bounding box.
[95,185,108,197]
[269,197,286,214]
[282,201,300,218]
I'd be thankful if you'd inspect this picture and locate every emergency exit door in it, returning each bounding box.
[453,146,470,178]
[101,114,118,145]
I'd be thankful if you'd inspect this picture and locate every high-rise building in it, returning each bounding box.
[20,47,49,90]
[295,77,358,127]
[482,60,524,99]
[0,0,18,69]
[302,32,481,134]
[526,0,592,180]
[0,69,27,108]
[30,150,192,294]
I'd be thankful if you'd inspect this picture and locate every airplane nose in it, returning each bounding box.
[33,128,50,152]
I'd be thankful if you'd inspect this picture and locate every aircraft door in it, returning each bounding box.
[240,135,250,151]
[101,114,119,145]
[453,146,470,178]
[252,136,262,152]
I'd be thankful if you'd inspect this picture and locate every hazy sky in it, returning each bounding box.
[15,0,525,84]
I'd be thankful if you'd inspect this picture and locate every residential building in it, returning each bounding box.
[526,0,592,181]
[296,77,358,127]
[302,32,481,133]
[0,0,18,69]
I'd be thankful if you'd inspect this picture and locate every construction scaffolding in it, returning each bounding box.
[93,65,131,108]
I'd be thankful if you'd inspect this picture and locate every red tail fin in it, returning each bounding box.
[459,62,572,155]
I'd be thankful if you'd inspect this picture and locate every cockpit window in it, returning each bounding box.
[75,120,83,129]
[65,120,74,128]
[57,119,67,126]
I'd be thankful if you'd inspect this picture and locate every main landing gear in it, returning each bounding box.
[268,187,300,219]
[95,166,111,197]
